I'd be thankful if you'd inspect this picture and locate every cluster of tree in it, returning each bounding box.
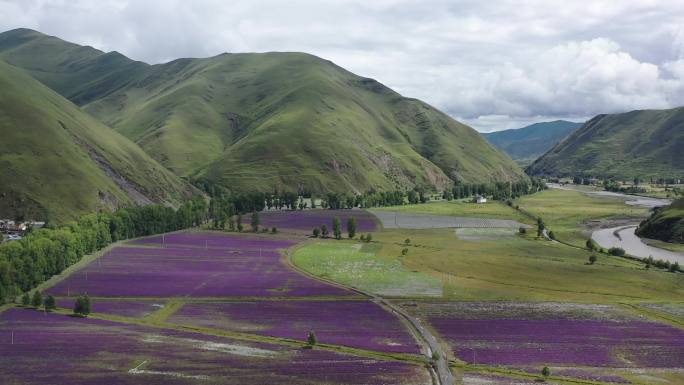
[73,294,91,316]
[645,256,681,272]
[0,200,208,304]
[312,217,357,240]
[20,291,56,311]
[450,179,546,201]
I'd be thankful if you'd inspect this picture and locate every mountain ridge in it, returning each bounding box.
[0,28,527,194]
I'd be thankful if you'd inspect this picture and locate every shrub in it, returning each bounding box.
[365,233,373,242]
[548,231,556,240]
[44,295,56,311]
[519,227,527,234]
[312,228,320,238]
[321,224,329,238]
[332,217,342,240]
[404,238,411,245]
[21,292,30,306]
[589,255,597,265]
[307,330,317,346]
[608,247,626,256]
[670,262,680,273]
[401,248,409,256]
[271,227,277,234]
[347,217,357,239]
[586,238,598,251]
[542,366,551,377]
[359,234,366,242]
[73,295,91,317]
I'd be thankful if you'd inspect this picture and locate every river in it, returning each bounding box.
[547,183,672,208]
[592,226,684,265]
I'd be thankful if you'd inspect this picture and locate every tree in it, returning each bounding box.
[271,227,277,234]
[365,233,372,242]
[608,247,625,256]
[586,238,597,251]
[519,227,527,235]
[237,214,244,232]
[73,295,91,317]
[542,366,550,377]
[404,238,411,245]
[312,228,320,238]
[21,292,30,306]
[44,295,56,311]
[359,234,366,242]
[401,248,409,256]
[589,255,597,265]
[347,217,357,238]
[332,217,342,240]
[670,261,680,272]
[251,211,260,232]
[548,231,555,240]
[321,224,329,238]
[31,291,42,308]
[307,330,318,346]
[536,217,545,237]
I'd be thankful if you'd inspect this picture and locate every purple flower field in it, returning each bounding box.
[0,308,430,385]
[429,317,684,368]
[55,298,164,318]
[47,232,351,298]
[257,210,379,233]
[168,300,420,353]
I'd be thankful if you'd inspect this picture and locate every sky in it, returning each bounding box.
[1,0,684,132]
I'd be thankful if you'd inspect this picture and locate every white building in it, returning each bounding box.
[475,196,487,204]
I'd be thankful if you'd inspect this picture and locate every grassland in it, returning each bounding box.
[293,228,684,302]
[516,188,649,247]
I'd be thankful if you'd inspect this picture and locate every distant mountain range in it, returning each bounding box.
[0,60,197,222]
[0,28,527,200]
[483,120,582,165]
[526,107,684,180]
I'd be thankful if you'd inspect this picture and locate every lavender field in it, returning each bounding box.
[258,209,379,233]
[55,298,165,318]
[407,302,684,369]
[0,308,430,385]
[168,300,421,353]
[47,232,351,298]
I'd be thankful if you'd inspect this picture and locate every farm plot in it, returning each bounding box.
[258,209,379,233]
[0,308,430,385]
[293,241,442,297]
[371,211,528,229]
[405,302,684,374]
[55,298,165,318]
[47,232,352,298]
[168,300,421,353]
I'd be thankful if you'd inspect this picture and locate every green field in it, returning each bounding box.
[372,200,531,224]
[293,227,683,302]
[517,188,649,247]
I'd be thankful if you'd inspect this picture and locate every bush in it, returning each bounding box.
[670,262,680,273]
[44,295,56,311]
[73,295,91,317]
[404,238,411,245]
[401,248,409,256]
[359,234,366,242]
[271,227,277,234]
[312,228,320,238]
[321,225,329,238]
[542,366,551,377]
[548,231,556,240]
[365,233,373,242]
[589,255,597,265]
[586,238,598,251]
[21,292,30,306]
[307,330,317,346]
[519,227,527,234]
[31,291,42,308]
[608,247,626,256]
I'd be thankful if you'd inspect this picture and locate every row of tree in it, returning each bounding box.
[0,200,208,304]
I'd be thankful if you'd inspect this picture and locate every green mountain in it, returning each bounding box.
[526,108,684,180]
[0,28,527,194]
[483,120,582,165]
[636,199,684,243]
[0,60,197,222]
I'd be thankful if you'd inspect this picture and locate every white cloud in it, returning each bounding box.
[1,0,684,131]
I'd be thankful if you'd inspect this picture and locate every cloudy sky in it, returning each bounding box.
[2,0,684,132]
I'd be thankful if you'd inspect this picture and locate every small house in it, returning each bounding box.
[474,195,487,204]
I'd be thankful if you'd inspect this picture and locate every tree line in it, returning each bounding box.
[0,200,208,304]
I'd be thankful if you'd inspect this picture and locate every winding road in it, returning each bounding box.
[285,247,454,385]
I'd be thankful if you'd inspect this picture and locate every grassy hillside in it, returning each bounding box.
[526,108,684,180]
[0,60,197,222]
[636,199,684,243]
[483,120,582,165]
[0,28,527,194]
